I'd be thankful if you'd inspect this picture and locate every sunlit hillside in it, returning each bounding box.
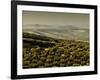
[23,24,89,41]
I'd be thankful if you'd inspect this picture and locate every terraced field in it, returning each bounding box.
[23,32,89,69]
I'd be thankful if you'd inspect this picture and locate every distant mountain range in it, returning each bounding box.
[23,24,89,41]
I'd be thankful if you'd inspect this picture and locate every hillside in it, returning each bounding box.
[23,24,89,41]
[23,32,90,68]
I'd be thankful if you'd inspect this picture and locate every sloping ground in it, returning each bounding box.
[23,32,89,68]
[23,24,89,41]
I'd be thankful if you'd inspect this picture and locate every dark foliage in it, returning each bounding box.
[23,32,90,69]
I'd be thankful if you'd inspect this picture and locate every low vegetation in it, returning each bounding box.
[23,32,89,69]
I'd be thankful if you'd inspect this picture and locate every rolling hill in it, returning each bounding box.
[23,32,90,68]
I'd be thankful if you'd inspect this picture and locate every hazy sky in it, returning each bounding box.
[22,11,89,28]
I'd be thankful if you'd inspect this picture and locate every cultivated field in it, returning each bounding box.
[23,32,89,68]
